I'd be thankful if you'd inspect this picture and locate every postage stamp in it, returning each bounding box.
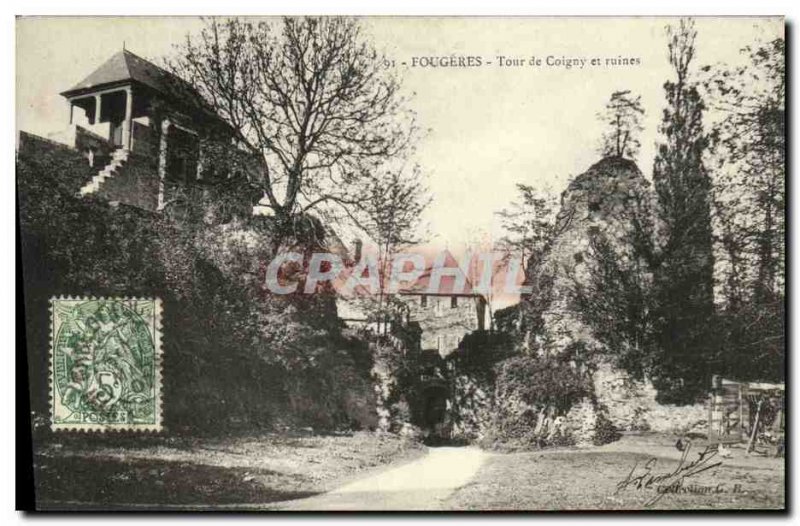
[49,297,163,431]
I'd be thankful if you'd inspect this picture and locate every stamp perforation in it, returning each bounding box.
[49,296,163,433]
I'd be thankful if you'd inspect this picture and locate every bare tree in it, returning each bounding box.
[359,165,430,333]
[361,166,429,256]
[170,17,416,243]
[597,90,645,159]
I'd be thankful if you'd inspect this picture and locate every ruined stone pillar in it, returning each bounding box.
[157,118,171,211]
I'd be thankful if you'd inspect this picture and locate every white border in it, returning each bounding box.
[7,2,797,524]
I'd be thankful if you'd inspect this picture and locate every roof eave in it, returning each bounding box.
[397,291,484,298]
[60,79,135,100]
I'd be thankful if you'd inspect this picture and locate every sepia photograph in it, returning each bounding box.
[15,15,785,512]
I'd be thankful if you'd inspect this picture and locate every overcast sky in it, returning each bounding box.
[17,16,782,253]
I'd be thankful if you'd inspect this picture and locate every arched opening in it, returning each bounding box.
[411,382,452,446]
[421,385,448,429]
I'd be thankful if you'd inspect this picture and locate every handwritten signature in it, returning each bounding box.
[615,442,723,506]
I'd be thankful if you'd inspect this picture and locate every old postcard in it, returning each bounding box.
[17,16,785,511]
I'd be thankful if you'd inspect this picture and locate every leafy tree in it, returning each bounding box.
[702,37,785,382]
[170,17,416,245]
[495,184,560,339]
[650,18,715,403]
[495,183,558,271]
[597,90,645,159]
[704,38,785,303]
[568,229,655,381]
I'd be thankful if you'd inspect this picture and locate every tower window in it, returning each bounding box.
[451,296,458,308]
[420,295,427,307]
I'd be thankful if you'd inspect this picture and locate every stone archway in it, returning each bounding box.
[412,380,452,444]
[421,384,449,429]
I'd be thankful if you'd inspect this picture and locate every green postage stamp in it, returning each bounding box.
[50,297,163,431]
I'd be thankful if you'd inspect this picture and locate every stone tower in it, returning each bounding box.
[525,157,705,439]
[535,156,652,354]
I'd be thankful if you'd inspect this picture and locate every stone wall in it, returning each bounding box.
[402,294,483,356]
[448,372,492,441]
[131,119,159,158]
[592,362,707,434]
[97,153,160,211]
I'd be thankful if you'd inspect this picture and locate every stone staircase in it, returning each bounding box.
[79,148,129,196]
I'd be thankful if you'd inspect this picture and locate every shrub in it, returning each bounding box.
[482,352,590,448]
[592,408,621,445]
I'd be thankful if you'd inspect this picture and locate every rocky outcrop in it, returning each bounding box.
[443,157,708,448]
[533,156,652,353]
[529,157,705,437]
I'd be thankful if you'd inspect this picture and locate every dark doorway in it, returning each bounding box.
[167,127,200,183]
[418,384,448,430]
[419,384,459,446]
[100,90,127,147]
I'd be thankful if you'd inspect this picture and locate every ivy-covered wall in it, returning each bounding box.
[18,132,377,438]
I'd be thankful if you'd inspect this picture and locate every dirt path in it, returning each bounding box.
[278,446,489,511]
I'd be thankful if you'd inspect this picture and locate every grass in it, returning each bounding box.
[33,431,784,511]
[445,432,785,511]
[34,430,425,510]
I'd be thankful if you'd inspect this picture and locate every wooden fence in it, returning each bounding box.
[707,376,784,454]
